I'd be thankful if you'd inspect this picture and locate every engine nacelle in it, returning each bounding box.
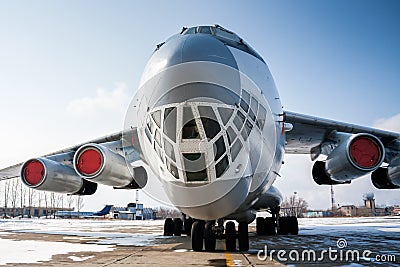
[21,158,97,195]
[312,161,350,185]
[371,156,400,189]
[73,143,147,188]
[325,133,385,182]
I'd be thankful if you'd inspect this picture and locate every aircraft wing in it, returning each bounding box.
[284,111,400,158]
[0,130,134,181]
[284,110,400,188]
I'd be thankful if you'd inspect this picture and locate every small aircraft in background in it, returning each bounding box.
[55,204,113,219]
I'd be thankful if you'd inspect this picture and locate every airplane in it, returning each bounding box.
[0,24,399,252]
[55,204,113,219]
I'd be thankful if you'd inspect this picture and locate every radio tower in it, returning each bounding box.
[331,184,336,215]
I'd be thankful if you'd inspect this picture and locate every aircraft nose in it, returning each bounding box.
[180,34,238,68]
[139,34,243,108]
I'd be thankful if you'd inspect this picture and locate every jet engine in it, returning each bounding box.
[73,143,147,189]
[21,158,97,195]
[312,161,350,185]
[312,133,385,184]
[371,157,400,189]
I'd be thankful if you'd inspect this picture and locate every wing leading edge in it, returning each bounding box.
[0,130,138,182]
[284,111,400,157]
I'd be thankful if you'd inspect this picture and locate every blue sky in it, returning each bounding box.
[0,1,399,210]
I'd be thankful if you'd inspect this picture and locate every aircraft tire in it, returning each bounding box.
[265,217,276,235]
[191,221,205,252]
[163,218,173,236]
[204,221,216,252]
[288,216,299,235]
[238,222,249,251]
[256,217,267,236]
[173,218,183,236]
[225,221,236,251]
[277,217,289,235]
[184,217,193,236]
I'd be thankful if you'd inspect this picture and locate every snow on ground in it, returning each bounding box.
[0,217,399,266]
[0,238,113,265]
[0,219,166,265]
[251,216,400,266]
[0,218,167,246]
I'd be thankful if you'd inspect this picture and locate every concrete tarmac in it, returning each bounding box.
[1,230,284,266]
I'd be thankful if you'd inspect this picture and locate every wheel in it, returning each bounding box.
[288,216,299,235]
[191,221,205,251]
[163,218,173,236]
[225,221,236,251]
[173,218,183,236]
[256,217,266,236]
[184,217,193,236]
[204,221,216,252]
[277,217,288,235]
[265,217,276,235]
[238,222,249,251]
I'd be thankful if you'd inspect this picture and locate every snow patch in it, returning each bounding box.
[0,239,114,265]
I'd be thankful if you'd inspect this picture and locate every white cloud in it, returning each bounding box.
[373,113,400,132]
[66,83,130,116]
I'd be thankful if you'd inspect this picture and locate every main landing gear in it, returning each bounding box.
[256,207,299,236]
[163,207,298,252]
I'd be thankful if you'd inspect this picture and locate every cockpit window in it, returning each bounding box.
[198,106,220,140]
[198,26,212,34]
[184,27,196,34]
[214,27,240,43]
[182,107,200,139]
[183,153,208,182]
[180,25,265,63]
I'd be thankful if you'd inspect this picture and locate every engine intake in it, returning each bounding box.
[325,133,385,182]
[21,158,97,195]
[73,143,147,188]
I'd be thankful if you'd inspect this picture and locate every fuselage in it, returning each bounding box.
[128,25,285,221]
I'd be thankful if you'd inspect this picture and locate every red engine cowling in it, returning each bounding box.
[73,143,147,189]
[325,133,385,182]
[21,158,97,195]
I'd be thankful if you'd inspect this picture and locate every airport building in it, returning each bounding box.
[112,203,156,220]
[337,193,392,217]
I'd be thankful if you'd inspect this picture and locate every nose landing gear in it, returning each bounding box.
[189,219,249,252]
